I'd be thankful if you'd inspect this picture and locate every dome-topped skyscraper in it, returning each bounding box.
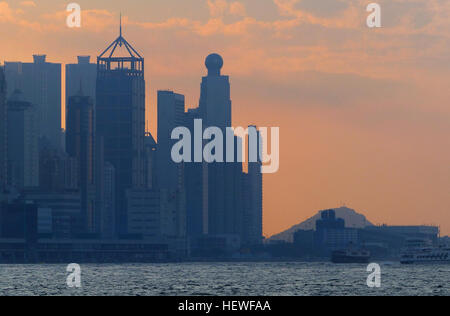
[205,53,223,77]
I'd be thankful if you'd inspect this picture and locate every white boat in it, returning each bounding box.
[400,239,450,264]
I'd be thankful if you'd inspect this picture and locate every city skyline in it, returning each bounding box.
[0,15,265,259]
[0,0,449,237]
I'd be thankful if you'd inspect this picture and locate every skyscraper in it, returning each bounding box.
[100,161,116,239]
[243,127,263,245]
[199,54,232,129]
[0,66,7,189]
[4,55,62,150]
[184,108,204,238]
[66,89,96,232]
[198,54,234,236]
[7,90,39,189]
[96,23,146,234]
[157,91,187,240]
[65,56,97,106]
[157,91,185,192]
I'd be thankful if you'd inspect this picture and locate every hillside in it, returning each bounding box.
[268,207,374,243]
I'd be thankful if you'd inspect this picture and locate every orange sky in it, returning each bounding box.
[1,0,449,236]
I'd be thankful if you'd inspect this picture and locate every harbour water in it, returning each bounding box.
[0,262,448,296]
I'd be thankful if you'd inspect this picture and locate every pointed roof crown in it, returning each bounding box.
[98,14,142,60]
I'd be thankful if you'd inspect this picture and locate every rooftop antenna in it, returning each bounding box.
[119,13,123,46]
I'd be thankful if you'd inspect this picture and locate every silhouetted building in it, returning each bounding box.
[314,209,358,253]
[126,188,161,239]
[199,54,231,128]
[199,54,234,236]
[364,225,439,244]
[0,200,38,242]
[65,56,97,109]
[96,23,146,234]
[157,91,185,192]
[66,90,96,233]
[156,91,187,241]
[0,66,7,188]
[293,229,315,255]
[4,55,62,149]
[39,139,78,192]
[6,90,39,188]
[359,225,440,258]
[193,234,241,257]
[184,108,204,238]
[23,189,82,239]
[243,127,263,246]
[144,133,157,190]
[180,54,262,247]
[100,162,116,239]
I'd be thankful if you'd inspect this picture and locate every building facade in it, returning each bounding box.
[244,127,263,245]
[66,91,96,233]
[96,27,146,234]
[0,66,7,189]
[126,188,161,239]
[198,54,235,236]
[23,190,82,239]
[157,91,185,192]
[4,55,62,150]
[65,56,97,108]
[7,90,39,188]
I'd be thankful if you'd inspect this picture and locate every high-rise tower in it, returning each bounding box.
[66,56,97,115]
[4,55,62,150]
[96,19,146,234]
[66,88,96,232]
[199,54,231,129]
[7,90,39,189]
[244,127,263,245]
[0,66,7,189]
[157,91,185,192]
[198,54,238,236]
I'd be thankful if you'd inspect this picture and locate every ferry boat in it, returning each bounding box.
[400,239,450,264]
[331,248,371,264]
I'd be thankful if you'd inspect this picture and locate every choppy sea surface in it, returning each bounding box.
[0,262,448,296]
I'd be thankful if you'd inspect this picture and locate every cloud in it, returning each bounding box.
[0,1,40,28]
[20,1,36,7]
[208,0,247,17]
[229,2,247,16]
[294,0,349,17]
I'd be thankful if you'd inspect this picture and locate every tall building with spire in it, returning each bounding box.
[96,18,146,234]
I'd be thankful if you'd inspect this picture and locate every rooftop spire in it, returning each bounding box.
[120,13,122,38]
[98,12,143,60]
